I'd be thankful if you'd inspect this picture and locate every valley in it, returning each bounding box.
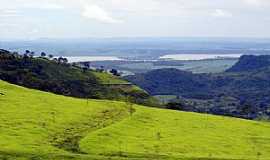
[2,1,270,159]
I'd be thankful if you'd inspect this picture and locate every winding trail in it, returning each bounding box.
[50,106,133,154]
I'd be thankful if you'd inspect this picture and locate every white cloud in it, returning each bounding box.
[0,0,270,38]
[1,9,19,14]
[0,23,18,27]
[243,0,270,7]
[0,9,21,17]
[212,9,232,18]
[82,5,123,24]
[30,29,39,34]
[27,3,64,10]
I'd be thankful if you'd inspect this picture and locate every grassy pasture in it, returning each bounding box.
[1,80,270,160]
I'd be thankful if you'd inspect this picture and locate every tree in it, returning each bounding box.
[48,54,54,59]
[57,57,62,64]
[23,50,31,59]
[57,57,68,65]
[41,52,46,57]
[96,66,105,72]
[125,96,135,116]
[23,53,28,59]
[24,50,35,58]
[110,69,120,76]
[82,62,91,72]
[100,66,105,72]
[257,152,262,160]
[25,50,30,54]
[156,132,161,141]
[166,101,183,110]
[62,58,68,64]
[29,51,35,58]
[83,62,91,69]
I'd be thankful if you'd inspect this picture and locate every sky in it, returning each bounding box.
[0,0,270,39]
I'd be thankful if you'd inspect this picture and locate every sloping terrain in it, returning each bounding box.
[1,80,270,159]
[0,49,153,105]
[81,107,270,160]
[0,80,130,159]
[126,55,270,119]
[226,55,270,72]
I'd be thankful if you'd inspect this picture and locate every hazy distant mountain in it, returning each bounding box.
[1,37,270,59]
[126,55,270,119]
[226,55,270,72]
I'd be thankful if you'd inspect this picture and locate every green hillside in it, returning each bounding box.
[1,80,270,160]
[0,50,155,106]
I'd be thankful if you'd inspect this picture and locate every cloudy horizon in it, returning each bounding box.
[0,0,270,39]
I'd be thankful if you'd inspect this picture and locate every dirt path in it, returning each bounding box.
[50,107,131,154]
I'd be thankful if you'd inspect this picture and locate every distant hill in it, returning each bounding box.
[126,68,209,96]
[126,56,270,119]
[1,80,270,160]
[226,55,270,72]
[0,49,155,105]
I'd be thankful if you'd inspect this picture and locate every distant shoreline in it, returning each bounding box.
[65,56,123,63]
[159,54,242,61]
[65,54,241,63]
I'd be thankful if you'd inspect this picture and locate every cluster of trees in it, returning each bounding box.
[22,50,34,58]
[110,69,121,76]
[81,62,91,73]
[40,52,53,59]
[21,50,69,64]
[55,57,68,64]
[80,61,121,76]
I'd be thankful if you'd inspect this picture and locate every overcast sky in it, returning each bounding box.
[0,0,270,39]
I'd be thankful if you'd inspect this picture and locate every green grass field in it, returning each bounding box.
[92,71,130,85]
[1,80,270,160]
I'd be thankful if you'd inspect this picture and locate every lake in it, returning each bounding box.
[159,54,242,61]
[65,56,123,63]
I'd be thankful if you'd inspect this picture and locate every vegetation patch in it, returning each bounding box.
[80,106,270,159]
[1,80,270,159]
[0,50,154,106]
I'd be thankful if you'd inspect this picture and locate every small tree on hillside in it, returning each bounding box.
[29,51,35,58]
[57,57,68,64]
[97,66,105,72]
[125,96,135,116]
[82,62,91,73]
[48,54,54,59]
[110,69,120,76]
[257,152,262,160]
[23,50,30,59]
[156,132,161,141]
[41,52,46,57]
[83,62,91,69]
[62,58,68,64]
[25,50,30,55]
